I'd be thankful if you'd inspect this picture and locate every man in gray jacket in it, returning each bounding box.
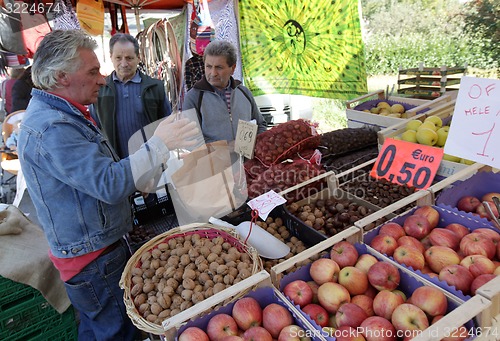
[182,40,266,144]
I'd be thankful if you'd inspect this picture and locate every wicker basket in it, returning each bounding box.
[120,223,262,335]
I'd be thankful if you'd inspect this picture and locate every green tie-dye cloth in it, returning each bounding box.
[239,0,368,100]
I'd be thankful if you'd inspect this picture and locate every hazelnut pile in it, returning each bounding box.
[130,234,254,325]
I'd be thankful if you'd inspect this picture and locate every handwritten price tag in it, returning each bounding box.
[370,138,444,190]
[445,77,500,168]
[248,190,286,220]
[234,120,258,159]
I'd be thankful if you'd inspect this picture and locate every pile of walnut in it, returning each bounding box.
[130,234,254,325]
[287,198,387,236]
[255,217,324,274]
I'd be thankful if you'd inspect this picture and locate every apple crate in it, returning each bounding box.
[364,205,499,301]
[345,90,451,130]
[279,241,486,341]
[475,276,500,335]
[174,271,323,341]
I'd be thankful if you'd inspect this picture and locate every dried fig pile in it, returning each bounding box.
[130,234,254,325]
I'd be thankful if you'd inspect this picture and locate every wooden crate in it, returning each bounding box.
[345,90,451,130]
[475,276,500,341]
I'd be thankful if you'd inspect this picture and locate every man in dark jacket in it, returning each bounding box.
[92,33,172,159]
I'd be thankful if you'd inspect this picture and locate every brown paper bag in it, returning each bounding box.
[169,141,247,224]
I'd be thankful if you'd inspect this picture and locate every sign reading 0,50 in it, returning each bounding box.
[370,138,444,190]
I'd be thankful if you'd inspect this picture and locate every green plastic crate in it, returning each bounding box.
[0,276,40,313]
[25,307,77,341]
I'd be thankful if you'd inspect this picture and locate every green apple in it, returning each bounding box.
[401,130,418,143]
[425,116,443,129]
[460,158,475,165]
[370,107,381,114]
[388,113,402,118]
[390,103,405,114]
[406,120,422,131]
[443,153,461,162]
[416,128,438,146]
[419,121,437,132]
[379,108,391,116]
[377,101,391,109]
[436,126,450,147]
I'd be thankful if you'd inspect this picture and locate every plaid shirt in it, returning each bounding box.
[184,54,205,91]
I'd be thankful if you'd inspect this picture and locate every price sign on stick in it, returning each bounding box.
[234,120,258,159]
[248,190,286,220]
[445,77,500,168]
[370,138,444,190]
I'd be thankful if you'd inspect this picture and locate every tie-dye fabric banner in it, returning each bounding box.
[239,0,368,100]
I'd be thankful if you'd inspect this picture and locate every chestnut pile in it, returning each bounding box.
[322,145,378,176]
[320,127,378,157]
[341,175,417,212]
[287,198,386,236]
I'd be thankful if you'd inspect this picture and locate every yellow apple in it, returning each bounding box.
[460,158,475,165]
[416,128,438,146]
[436,126,450,147]
[401,130,418,143]
[443,153,461,162]
[377,101,391,109]
[425,116,443,129]
[363,109,371,112]
[418,121,437,132]
[388,113,402,118]
[390,103,405,114]
[406,120,422,131]
[379,108,391,116]
[370,107,381,114]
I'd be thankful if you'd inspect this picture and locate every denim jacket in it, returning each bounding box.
[18,89,170,258]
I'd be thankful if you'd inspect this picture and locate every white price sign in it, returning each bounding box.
[445,77,500,168]
[248,190,286,220]
[234,120,258,159]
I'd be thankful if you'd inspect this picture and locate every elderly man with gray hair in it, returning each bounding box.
[17,29,198,340]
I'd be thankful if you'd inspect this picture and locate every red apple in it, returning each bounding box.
[428,228,461,250]
[317,282,351,314]
[283,280,313,308]
[179,326,210,341]
[363,285,378,299]
[378,222,406,240]
[207,314,239,341]
[391,303,429,333]
[351,294,374,317]
[444,223,470,239]
[242,326,272,341]
[335,302,368,328]
[471,228,500,245]
[330,241,359,268]
[410,286,447,317]
[302,303,329,328]
[392,289,407,302]
[232,297,262,330]
[397,235,425,253]
[262,303,293,338]
[460,254,496,277]
[498,242,500,260]
[334,326,367,341]
[309,258,340,285]
[277,325,310,341]
[360,316,397,341]
[338,266,369,295]
[481,192,500,202]
[306,281,319,304]
[369,235,398,256]
[460,233,496,259]
[372,289,404,320]
[438,264,474,294]
[355,254,379,274]
[420,235,433,250]
[475,201,499,220]
[220,337,244,341]
[393,245,425,270]
[424,246,461,273]
[403,214,432,239]
[456,195,481,213]
[367,261,400,291]
[413,205,440,229]
[470,273,497,295]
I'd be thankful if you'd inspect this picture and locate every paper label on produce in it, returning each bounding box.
[248,190,287,220]
[234,120,258,159]
[445,77,500,168]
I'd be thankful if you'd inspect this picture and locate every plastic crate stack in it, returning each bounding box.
[0,275,77,341]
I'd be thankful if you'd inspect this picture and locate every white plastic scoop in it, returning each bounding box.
[208,217,290,259]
